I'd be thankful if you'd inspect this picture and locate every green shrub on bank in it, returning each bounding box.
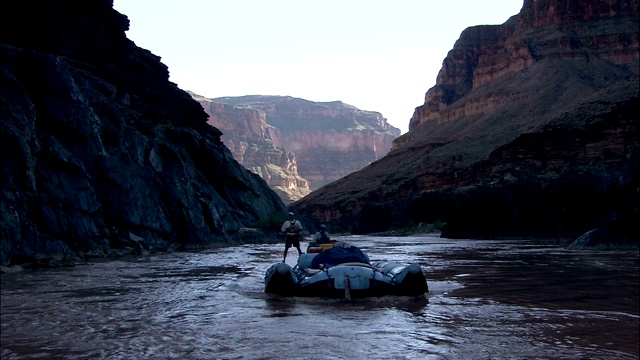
[382,220,446,236]
[252,212,287,232]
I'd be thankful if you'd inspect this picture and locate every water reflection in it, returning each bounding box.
[1,236,638,359]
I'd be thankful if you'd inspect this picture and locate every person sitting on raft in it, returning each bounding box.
[312,224,331,245]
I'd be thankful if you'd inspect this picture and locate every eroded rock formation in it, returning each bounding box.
[211,96,401,190]
[192,93,311,204]
[407,0,639,132]
[291,0,639,242]
[0,0,287,267]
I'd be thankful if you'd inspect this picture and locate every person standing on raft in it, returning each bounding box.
[281,212,303,262]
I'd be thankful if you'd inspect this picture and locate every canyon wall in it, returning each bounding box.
[0,0,286,267]
[292,0,639,242]
[408,0,639,132]
[199,95,400,201]
[192,93,311,204]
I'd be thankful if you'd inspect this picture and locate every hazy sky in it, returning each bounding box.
[113,1,524,134]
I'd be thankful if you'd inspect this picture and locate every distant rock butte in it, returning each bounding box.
[192,93,311,204]
[193,94,400,204]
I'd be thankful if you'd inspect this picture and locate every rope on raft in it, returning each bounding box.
[344,276,351,301]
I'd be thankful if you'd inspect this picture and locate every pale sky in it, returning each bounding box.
[113,1,524,134]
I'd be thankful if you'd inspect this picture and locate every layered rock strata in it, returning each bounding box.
[211,96,401,190]
[0,0,286,266]
[192,93,311,204]
[407,0,639,132]
[291,0,639,241]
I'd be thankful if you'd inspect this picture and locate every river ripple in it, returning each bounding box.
[1,235,638,359]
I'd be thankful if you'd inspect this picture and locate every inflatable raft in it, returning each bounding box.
[264,242,428,299]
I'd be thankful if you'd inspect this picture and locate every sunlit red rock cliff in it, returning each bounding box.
[192,93,311,204]
[193,94,400,204]
[291,0,639,243]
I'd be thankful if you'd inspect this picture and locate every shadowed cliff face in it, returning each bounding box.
[0,0,286,266]
[291,0,639,241]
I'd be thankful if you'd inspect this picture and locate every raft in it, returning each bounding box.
[264,242,428,299]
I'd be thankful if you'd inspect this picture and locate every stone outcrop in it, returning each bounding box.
[291,0,639,242]
[191,93,311,204]
[407,0,639,132]
[0,0,286,267]
[211,96,401,190]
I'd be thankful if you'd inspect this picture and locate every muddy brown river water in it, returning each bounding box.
[1,235,638,359]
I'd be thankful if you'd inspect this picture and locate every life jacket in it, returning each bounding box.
[287,221,299,233]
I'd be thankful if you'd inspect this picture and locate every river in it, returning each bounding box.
[1,235,638,359]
